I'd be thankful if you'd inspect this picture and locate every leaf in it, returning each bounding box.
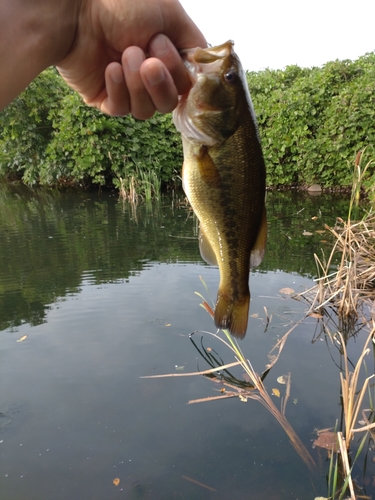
[279,287,295,295]
[272,388,281,397]
[312,431,339,452]
[315,229,325,234]
[302,231,313,236]
[16,335,28,342]
[308,312,323,319]
[277,375,287,384]
[113,478,120,486]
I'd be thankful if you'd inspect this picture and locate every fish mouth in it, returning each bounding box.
[173,40,238,145]
[180,40,235,84]
[179,40,234,63]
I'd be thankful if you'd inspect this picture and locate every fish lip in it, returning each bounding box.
[179,41,234,60]
[183,60,198,85]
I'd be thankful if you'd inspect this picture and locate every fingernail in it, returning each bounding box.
[127,48,145,72]
[145,65,166,86]
[111,67,123,84]
[151,34,168,57]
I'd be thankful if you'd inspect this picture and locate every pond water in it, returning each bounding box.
[0,186,374,500]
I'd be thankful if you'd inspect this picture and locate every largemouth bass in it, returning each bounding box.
[173,40,267,339]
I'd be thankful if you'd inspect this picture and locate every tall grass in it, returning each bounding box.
[117,159,162,202]
[350,147,375,214]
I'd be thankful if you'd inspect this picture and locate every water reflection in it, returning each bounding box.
[0,186,373,499]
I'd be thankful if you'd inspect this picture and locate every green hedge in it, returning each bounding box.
[1,53,375,190]
[0,69,182,191]
[247,53,375,187]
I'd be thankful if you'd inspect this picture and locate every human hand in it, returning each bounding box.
[57,0,206,119]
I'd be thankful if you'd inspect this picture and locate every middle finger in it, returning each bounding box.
[122,47,156,120]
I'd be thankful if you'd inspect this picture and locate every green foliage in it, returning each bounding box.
[248,52,375,188]
[0,68,67,181]
[42,92,182,191]
[0,69,182,191]
[1,53,375,191]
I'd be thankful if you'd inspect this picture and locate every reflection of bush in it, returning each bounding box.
[0,291,48,330]
[0,187,199,331]
[261,191,349,276]
[0,188,350,331]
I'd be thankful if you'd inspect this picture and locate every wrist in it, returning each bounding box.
[0,0,81,109]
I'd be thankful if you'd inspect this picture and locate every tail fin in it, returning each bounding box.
[214,292,250,339]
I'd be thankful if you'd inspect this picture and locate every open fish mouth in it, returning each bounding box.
[179,41,234,62]
[179,41,235,84]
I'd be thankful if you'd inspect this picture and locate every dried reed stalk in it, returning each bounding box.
[299,213,375,320]
[338,328,375,445]
[337,431,356,499]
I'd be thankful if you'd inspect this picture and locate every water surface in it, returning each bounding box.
[0,187,373,499]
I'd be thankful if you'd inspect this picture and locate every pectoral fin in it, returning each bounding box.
[199,225,218,266]
[196,146,221,187]
[250,206,267,268]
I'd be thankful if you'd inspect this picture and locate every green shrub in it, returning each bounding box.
[248,52,375,188]
[1,52,375,192]
[0,68,68,182]
[0,69,183,191]
[42,92,182,190]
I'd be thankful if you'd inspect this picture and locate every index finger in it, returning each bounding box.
[147,34,192,95]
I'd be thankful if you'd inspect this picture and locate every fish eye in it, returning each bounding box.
[224,69,238,84]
